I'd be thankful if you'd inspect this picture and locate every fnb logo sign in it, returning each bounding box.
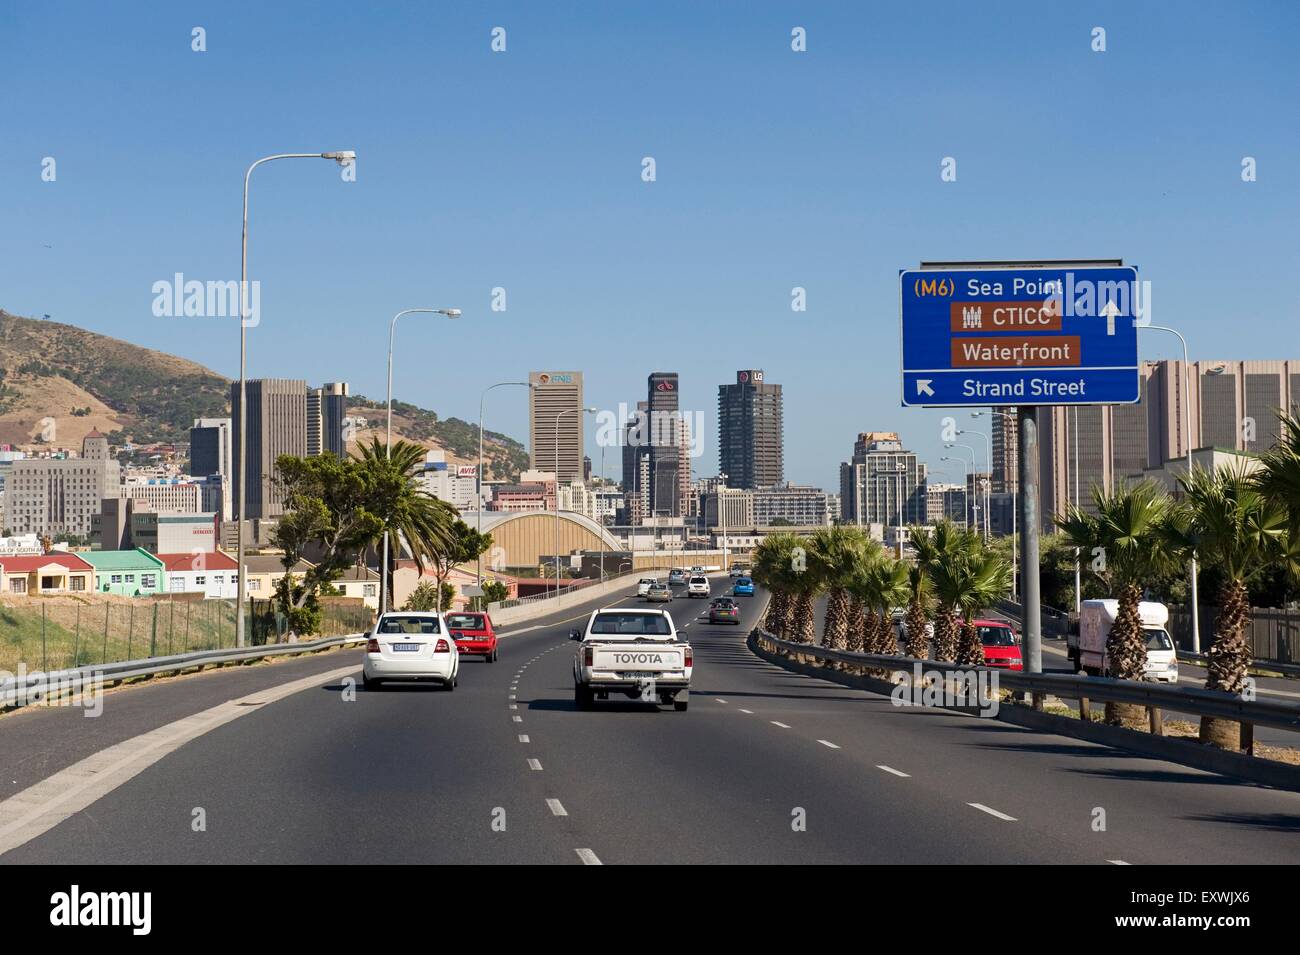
[913,276,955,297]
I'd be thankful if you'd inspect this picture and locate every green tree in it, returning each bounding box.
[855,556,910,655]
[950,547,1014,667]
[752,533,801,638]
[402,580,441,612]
[272,452,385,630]
[920,522,981,661]
[352,438,459,581]
[1057,480,1182,727]
[1171,465,1290,750]
[809,526,870,650]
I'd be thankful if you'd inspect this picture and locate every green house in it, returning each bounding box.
[82,548,166,597]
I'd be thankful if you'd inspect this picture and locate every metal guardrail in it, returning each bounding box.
[487,565,667,612]
[753,630,1300,738]
[0,633,367,710]
[1176,649,1300,680]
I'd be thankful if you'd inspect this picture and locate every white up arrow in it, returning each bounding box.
[1100,299,1121,336]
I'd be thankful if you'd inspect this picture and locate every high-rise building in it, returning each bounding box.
[718,369,783,490]
[1035,358,1300,528]
[3,431,121,538]
[230,378,308,520]
[307,382,349,457]
[989,408,1019,495]
[753,484,830,526]
[926,482,968,525]
[529,371,584,482]
[621,401,650,523]
[838,432,926,527]
[646,371,681,517]
[190,417,231,485]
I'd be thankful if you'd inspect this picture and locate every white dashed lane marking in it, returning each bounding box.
[968,803,1017,822]
[518,735,530,743]
[527,759,543,771]
[876,765,910,778]
[770,721,790,728]
[715,698,727,704]
[739,708,753,714]
[575,848,602,865]
[546,799,568,817]
[817,740,840,750]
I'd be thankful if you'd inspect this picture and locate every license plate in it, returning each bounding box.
[625,671,660,679]
[391,643,421,652]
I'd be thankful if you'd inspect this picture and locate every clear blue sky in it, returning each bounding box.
[2,1,1297,490]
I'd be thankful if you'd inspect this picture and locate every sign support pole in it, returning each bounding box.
[1018,406,1042,675]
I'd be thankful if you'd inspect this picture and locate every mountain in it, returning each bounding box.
[0,310,530,479]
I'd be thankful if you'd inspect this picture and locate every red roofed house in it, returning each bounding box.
[157,551,239,599]
[0,552,95,596]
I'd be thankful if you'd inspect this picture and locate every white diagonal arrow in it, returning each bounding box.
[916,379,934,397]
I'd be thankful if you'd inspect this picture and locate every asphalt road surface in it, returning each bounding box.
[2,578,1297,864]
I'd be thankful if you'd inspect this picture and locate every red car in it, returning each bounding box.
[446,611,499,662]
[974,619,1022,671]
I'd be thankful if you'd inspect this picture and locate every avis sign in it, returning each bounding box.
[899,265,1141,407]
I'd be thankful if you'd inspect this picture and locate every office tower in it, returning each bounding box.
[191,417,232,480]
[2,430,121,538]
[718,369,784,489]
[989,408,1018,495]
[307,382,349,457]
[646,371,680,517]
[230,378,308,520]
[838,432,926,526]
[621,401,650,524]
[528,371,584,482]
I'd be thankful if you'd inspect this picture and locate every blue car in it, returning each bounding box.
[733,577,754,596]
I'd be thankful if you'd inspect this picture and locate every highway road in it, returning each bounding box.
[1,579,1297,864]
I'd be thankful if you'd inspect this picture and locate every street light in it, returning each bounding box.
[382,307,461,615]
[235,150,355,649]
[940,455,969,529]
[972,410,1018,597]
[553,406,597,599]
[477,381,532,587]
[945,442,980,533]
[958,427,991,539]
[1140,323,1200,653]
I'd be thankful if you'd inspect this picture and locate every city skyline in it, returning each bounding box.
[5,4,1298,492]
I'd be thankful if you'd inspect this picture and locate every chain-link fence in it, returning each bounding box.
[0,596,375,673]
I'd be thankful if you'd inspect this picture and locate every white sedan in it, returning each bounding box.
[363,612,460,690]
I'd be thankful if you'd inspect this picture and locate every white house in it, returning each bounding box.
[158,551,239,599]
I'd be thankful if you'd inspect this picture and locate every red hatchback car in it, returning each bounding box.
[446,611,499,662]
[974,619,1022,671]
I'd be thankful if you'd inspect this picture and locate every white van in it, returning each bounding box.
[1077,599,1178,683]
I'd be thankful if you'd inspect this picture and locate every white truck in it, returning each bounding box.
[1076,599,1179,683]
[571,608,693,711]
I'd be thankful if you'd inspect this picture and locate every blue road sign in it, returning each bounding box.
[899,265,1141,407]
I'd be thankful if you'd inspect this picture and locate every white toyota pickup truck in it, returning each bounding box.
[571,608,692,711]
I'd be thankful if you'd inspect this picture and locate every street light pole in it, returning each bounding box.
[553,406,596,601]
[945,442,979,533]
[974,410,1018,597]
[236,150,355,649]
[382,307,461,615]
[1141,324,1200,653]
[959,427,992,539]
[477,381,531,588]
[940,455,969,529]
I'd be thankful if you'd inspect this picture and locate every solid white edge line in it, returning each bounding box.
[968,802,1017,821]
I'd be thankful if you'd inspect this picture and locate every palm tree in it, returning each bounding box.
[786,537,822,644]
[905,522,958,659]
[1173,465,1289,750]
[752,533,800,638]
[860,556,910,655]
[1056,479,1181,727]
[844,543,882,652]
[952,547,1014,667]
[925,523,982,661]
[1255,411,1300,520]
[354,438,458,578]
[809,526,869,649]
